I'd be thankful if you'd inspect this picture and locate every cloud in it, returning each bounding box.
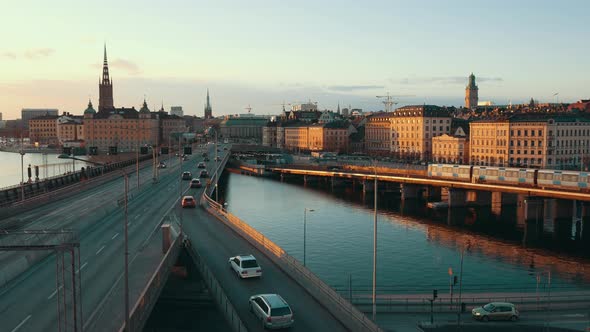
[91,58,142,75]
[23,48,55,59]
[395,76,503,85]
[2,52,17,59]
[326,85,385,91]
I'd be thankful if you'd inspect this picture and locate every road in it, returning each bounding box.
[1,142,351,331]
[0,145,216,331]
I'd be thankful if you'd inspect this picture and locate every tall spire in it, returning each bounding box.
[102,43,110,84]
[204,88,212,119]
[206,89,211,108]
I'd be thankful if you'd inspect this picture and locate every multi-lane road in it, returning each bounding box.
[1,143,350,332]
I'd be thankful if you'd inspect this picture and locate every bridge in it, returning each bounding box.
[0,144,380,332]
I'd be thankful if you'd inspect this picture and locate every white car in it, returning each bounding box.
[249,294,294,329]
[229,254,262,278]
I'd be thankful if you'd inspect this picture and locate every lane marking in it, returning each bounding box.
[112,233,119,240]
[76,262,88,274]
[134,215,141,220]
[47,286,63,300]
[96,246,105,255]
[10,315,31,332]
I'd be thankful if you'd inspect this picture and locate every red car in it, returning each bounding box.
[181,195,196,208]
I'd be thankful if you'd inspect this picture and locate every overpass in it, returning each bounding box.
[0,144,382,332]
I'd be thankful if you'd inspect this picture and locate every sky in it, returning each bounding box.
[1,0,589,120]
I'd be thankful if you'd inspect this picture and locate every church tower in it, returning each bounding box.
[99,44,114,111]
[465,73,478,109]
[204,89,212,119]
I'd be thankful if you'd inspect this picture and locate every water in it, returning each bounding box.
[0,150,82,189]
[220,172,590,294]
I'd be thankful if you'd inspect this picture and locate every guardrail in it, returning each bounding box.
[186,241,248,332]
[200,193,382,332]
[120,229,183,332]
[339,291,590,313]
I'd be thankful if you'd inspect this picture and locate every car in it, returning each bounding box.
[182,155,189,161]
[181,195,196,208]
[249,294,294,329]
[190,178,202,188]
[203,157,210,162]
[182,171,192,180]
[215,156,221,162]
[157,162,166,168]
[199,170,209,178]
[472,302,519,322]
[202,152,208,157]
[198,162,206,169]
[228,254,262,278]
[223,147,228,150]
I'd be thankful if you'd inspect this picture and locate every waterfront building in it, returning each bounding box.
[262,121,279,148]
[432,134,469,164]
[98,45,114,111]
[21,109,59,126]
[219,115,268,143]
[84,99,159,153]
[204,89,212,119]
[465,73,478,109]
[170,106,184,117]
[56,112,84,146]
[391,105,452,160]
[469,119,509,166]
[28,114,59,145]
[284,123,310,152]
[365,112,392,156]
[308,121,353,153]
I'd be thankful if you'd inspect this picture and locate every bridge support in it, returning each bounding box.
[423,186,441,201]
[545,199,574,240]
[447,188,467,208]
[581,203,590,253]
[400,184,420,200]
[466,190,492,206]
[518,197,544,246]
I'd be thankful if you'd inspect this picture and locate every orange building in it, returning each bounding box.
[29,114,59,145]
[83,100,159,154]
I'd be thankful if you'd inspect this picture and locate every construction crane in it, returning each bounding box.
[376,93,415,112]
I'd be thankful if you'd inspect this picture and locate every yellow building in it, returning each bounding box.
[432,134,470,164]
[391,105,452,160]
[365,112,392,155]
[56,115,84,145]
[284,124,309,152]
[469,120,509,166]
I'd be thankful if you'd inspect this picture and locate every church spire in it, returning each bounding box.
[102,43,110,84]
[204,89,212,119]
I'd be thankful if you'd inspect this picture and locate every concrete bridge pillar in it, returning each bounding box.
[466,190,492,206]
[580,203,590,252]
[424,186,441,201]
[518,197,544,246]
[280,173,284,182]
[447,188,467,208]
[400,184,419,200]
[491,192,503,217]
[553,199,574,240]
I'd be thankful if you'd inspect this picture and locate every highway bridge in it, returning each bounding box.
[0,144,380,332]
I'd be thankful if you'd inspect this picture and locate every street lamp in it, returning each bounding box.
[19,149,26,201]
[456,241,471,328]
[303,208,315,267]
[372,159,378,322]
[58,154,130,331]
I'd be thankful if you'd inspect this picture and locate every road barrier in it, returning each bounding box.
[119,225,182,332]
[186,241,248,332]
[201,193,382,332]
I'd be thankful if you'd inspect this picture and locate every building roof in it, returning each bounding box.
[30,115,59,120]
[221,117,269,127]
[394,105,452,117]
[94,107,139,119]
[84,100,96,114]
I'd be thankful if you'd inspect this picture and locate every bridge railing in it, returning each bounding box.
[201,193,382,332]
[120,225,183,332]
[186,240,248,332]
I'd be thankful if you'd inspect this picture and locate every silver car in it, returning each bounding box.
[472,302,519,322]
[249,294,294,329]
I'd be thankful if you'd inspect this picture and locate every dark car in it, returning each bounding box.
[190,178,202,188]
[199,170,209,178]
[182,171,192,180]
[203,157,210,162]
[198,162,206,169]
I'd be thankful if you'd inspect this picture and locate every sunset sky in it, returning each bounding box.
[1,0,589,119]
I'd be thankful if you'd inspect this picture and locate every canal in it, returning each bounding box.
[218,171,590,296]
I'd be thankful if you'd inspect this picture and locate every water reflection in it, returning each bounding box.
[219,172,590,293]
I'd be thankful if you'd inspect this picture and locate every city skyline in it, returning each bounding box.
[1,0,589,119]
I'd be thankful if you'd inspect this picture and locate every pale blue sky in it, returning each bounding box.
[1,0,589,119]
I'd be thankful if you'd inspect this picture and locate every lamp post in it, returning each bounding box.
[456,241,471,329]
[58,154,130,331]
[303,208,315,267]
[19,149,26,201]
[372,159,378,322]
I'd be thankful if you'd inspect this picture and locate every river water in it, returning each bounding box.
[219,172,590,295]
